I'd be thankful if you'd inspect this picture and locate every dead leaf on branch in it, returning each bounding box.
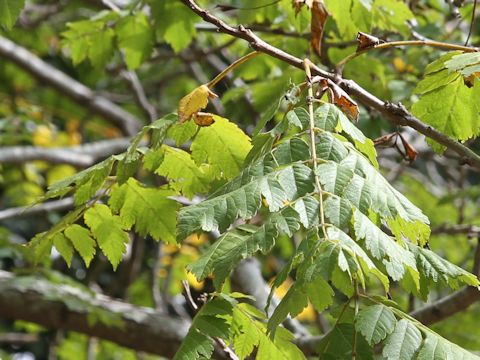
[178,85,218,123]
[311,0,328,56]
[292,0,329,56]
[356,32,383,51]
[193,112,215,127]
[316,77,359,121]
[374,132,418,162]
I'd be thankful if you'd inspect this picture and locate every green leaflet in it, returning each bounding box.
[416,334,455,360]
[316,161,428,227]
[268,276,334,335]
[53,233,74,268]
[177,162,313,241]
[175,296,304,360]
[324,0,413,39]
[64,224,96,267]
[0,0,25,29]
[187,205,302,288]
[61,12,118,68]
[146,145,212,198]
[191,116,252,180]
[150,0,197,53]
[232,303,305,360]
[353,209,417,281]
[173,299,232,360]
[286,104,378,166]
[445,52,480,77]
[355,304,397,346]
[115,13,153,70]
[412,76,480,150]
[44,157,115,204]
[318,323,374,360]
[109,178,179,244]
[382,319,422,360]
[408,243,479,291]
[412,52,480,152]
[84,204,129,270]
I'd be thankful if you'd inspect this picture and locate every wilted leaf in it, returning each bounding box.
[292,0,306,15]
[398,134,418,162]
[319,78,359,121]
[356,32,383,51]
[311,1,329,56]
[178,85,218,122]
[194,112,216,127]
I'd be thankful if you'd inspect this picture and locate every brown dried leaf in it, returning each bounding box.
[178,85,218,123]
[193,112,216,127]
[329,82,359,121]
[311,0,328,57]
[399,134,418,162]
[356,32,383,51]
[292,0,305,14]
[463,73,478,88]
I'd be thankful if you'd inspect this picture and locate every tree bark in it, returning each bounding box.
[0,271,190,357]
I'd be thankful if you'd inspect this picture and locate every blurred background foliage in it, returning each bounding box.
[0,0,480,358]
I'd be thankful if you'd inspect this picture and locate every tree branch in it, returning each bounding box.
[0,36,141,136]
[180,0,480,171]
[0,270,190,357]
[0,197,75,222]
[0,138,132,167]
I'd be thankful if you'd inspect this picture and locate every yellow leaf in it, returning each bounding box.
[186,271,204,290]
[178,85,218,123]
[32,125,53,146]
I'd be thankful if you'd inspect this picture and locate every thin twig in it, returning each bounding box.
[121,70,157,122]
[304,59,329,239]
[336,39,479,73]
[465,0,478,46]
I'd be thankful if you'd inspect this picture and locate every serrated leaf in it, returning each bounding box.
[416,334,454,360]
[445,52,480,77]
[414,53,460,95]
[62,15,117,68]
[64,224,96,267]
[191,116,252,179]
[267,285,308,335]
[173,329,213,360]
[408,243,479,290]
[174,298,233,360]
[316,160,428,229]
[412,76,480,149]
[177,163,313,240]
[109,178,179,244]
[305,275,334,312]
[116,13,153,70]
[167,120,198,146]
[382,319,422,360]
[84,204,129,270]
[318,323,374,360]
[286,107,310,130]
[147,145,212,198]
[0,0,25,29]
[151,1,197,52]
[45,157,115,204]
[188,209,301,288]
[53,233,74,267]
[355,304,396,346]
[353,209,417,281]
